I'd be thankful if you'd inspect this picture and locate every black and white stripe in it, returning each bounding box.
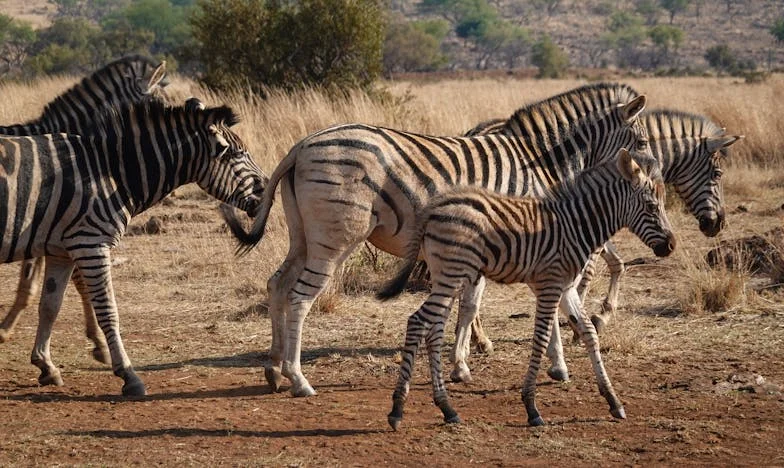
[0,100,267,396]
[377,149,676,429]
[0,56,169,361]
[222,82,656,397]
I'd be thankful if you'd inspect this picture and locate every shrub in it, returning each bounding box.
[531,34,569,78]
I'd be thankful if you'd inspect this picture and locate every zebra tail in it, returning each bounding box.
[376,258,418,301]
[220,143,301,257]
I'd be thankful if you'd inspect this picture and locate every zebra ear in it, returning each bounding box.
[621,95,647,124]
[209,125,230,149]
[185,97,206,112]
[617,148,643,186]
[145,61,168,92]
[706,134,744,154]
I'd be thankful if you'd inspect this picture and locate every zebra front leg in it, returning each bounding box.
[71,267,110,365]
[72,247,145,396]
[591,241,626,334]
[0,258,44,343]
[30,257,73,387]
[562,288,625,420]
[451,276,486,383]
[522,286,561,426]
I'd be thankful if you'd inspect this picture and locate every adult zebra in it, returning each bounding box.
[0,100,267,396]
[460,110,743,378]
[0,55,169,364]
[222,82,656,397]
[377,149,675,429]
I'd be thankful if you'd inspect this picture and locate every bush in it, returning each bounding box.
[383,19,448,75]
[191,0,385,93]
[531,34,569,78]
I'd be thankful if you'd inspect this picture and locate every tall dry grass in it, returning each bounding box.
[1,73,782,317]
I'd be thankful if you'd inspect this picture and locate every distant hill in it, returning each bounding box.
[5,0,783,72]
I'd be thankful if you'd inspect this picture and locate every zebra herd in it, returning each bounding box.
[0,56,742,428]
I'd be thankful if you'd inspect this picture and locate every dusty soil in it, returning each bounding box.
[0,179,783,466]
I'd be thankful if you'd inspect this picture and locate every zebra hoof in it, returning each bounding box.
[122,380,147,397]
[38,369,64,387]
[92,346,111,365]
[610,406,626,420]
[546,366,569,382]
[590,314,606,335]
[528,416,546,427]
[290,383,317,398]
[388,415,403,431]
[449,367,473,383]
[0,329,10,343]
[444,414,462,424]
[475,340,494,355]
[264,367,284,392]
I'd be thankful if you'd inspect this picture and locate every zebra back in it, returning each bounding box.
[0,55,168,136]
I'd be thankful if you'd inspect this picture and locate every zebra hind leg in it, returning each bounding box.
[522,287,562,426]
[30,257,73,387]
[72,268,110,365]
[0,258,44,343]
[426,309,460,424]
[450,275,485,383]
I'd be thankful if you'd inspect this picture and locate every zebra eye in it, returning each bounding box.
[636,140,648,150]
[714,168,723,179]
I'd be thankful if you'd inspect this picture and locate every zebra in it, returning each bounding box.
[377,149,676,429]
[0,55,170,364]
[460,110,743,375]
[221,82,656,397]
[0,99,267,396]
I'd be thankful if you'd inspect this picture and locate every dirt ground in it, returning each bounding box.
[1,176,783,466]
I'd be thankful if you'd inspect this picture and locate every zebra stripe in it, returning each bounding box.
[377,149,676,429]
[222,82,656,397]
[0,100,267,396]
[461,109,743,376]
[0,56,169,361]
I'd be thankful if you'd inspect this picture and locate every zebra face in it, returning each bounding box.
[671,134,743,237]
[199,124,267,217]
[618,149,676,258]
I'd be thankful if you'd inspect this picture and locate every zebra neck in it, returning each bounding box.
[551,175,628,264]
[97,126,196,217]
[658,137,702,183]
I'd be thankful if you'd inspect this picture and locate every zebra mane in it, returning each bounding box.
[642,109,725,141]
[35,55,161,125]
[83,100,240,138]
[505,82,639,132]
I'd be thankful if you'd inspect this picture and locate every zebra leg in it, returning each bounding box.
[562,287,625,420]
[450,276,485,383]
[522,285,562,426]
[265,254,305,393]
[426,307,461,425]
[30,257,73,387]
[591,241,626,334]
[470,314,494,354]
[71,267,111,365]
[71,247,145,396]
[389,283,458,430]
[544,308,569,382]
[572,249,602,342]
[0,258,44,343]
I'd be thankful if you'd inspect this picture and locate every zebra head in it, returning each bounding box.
[646,110,744,238]
[617,149,676,258]
[593,94,659,173]
[194,105,267,217]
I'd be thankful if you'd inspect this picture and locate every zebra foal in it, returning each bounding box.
[378,149,676,429]
[222,82,655,397]
[0,55,169,365]
[461,110,742,367]
[0,100,267,396]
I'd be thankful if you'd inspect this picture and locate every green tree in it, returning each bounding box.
[26,17,103,74]
[660,0,690,24]
[0,14,36,76]
[649,24,684,65]
[634,0,660,25]
[602,10,648,68]
[191,0,385,93]
[704,43,736,72]
[531,34,569,78]
[383,18,448,75]
[771,17,784,44]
